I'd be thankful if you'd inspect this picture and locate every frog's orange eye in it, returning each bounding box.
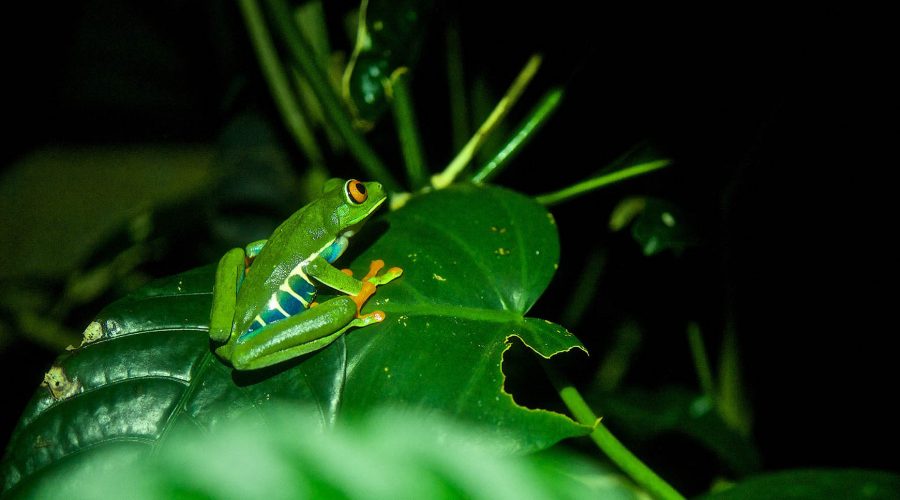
[346,179,368,204]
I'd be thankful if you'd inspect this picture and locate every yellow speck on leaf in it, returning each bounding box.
[41,366,81,401]
[495,248,510,256]
[433,273,446,281]
[67,321,103,351]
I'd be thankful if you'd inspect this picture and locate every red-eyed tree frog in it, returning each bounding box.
[209,178,402,370]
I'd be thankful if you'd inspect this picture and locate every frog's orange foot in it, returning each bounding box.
[367,264,403,286]
[340,268,353,276]
[363,260,385,281]
[349,260,401,318]
[350,281,377,314]
[358,310,386,322]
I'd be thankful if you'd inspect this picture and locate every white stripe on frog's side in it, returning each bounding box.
[280,282,309,306]
[269,295,290,316]
[268,237,334,311]
[249,237,343,333]
[287,238,334,284]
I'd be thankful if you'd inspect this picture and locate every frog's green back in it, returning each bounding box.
[232,199,340,334]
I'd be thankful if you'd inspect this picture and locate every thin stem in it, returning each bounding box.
[560,249,605,327]
[432,54,542,189]
[543,362,685,500]
[593,319,642,393]
[267,0,401,191]
[590,423,684,500]
[687,322,716,402]
[535,159,671,206]
[238,0,324,165]
[717,321,752,436]
[472,87,564,184]
[391,71,429,189]
[445,20,470,152]
[17,311,79,352]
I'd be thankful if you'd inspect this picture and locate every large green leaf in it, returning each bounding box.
[701,469,900,499]
[1,184,589,495]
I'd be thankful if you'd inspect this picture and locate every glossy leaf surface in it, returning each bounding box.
[1,184,588,495]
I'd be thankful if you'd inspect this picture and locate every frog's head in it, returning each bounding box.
[322,178,387,236]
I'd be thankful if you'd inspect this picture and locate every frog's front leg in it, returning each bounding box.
[307,256,402,298]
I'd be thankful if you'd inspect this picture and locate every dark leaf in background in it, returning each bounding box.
[343,0,434,126]
[701,469,900,500]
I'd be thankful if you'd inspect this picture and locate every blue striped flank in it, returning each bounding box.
[260,308,286,325]
[288,275,316,301]
[237,272,317,343]
[278,290,304,315]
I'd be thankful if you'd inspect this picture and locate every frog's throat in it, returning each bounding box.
[342,197,385,238]
[335,233,351,254]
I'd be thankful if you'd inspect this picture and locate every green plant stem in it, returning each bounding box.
[238,0,324,165]
[594,320,642,392]
[16,311,79,352]
[534,159,671,206]
[432,54,542,189]
[560,249,605,327]
[267,0,401,191]
[718,321,752,436]
[687,322,716,402]
[391,71,429,189]
[543,363,685,500]
[472,87,564,184]
[445,21,470,152]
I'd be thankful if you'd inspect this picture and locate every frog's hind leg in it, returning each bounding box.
[209,248,246,343]
[229,296,377,370]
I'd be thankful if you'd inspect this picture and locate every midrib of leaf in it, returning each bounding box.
[379,303,522,323]
[488,187,529,311]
